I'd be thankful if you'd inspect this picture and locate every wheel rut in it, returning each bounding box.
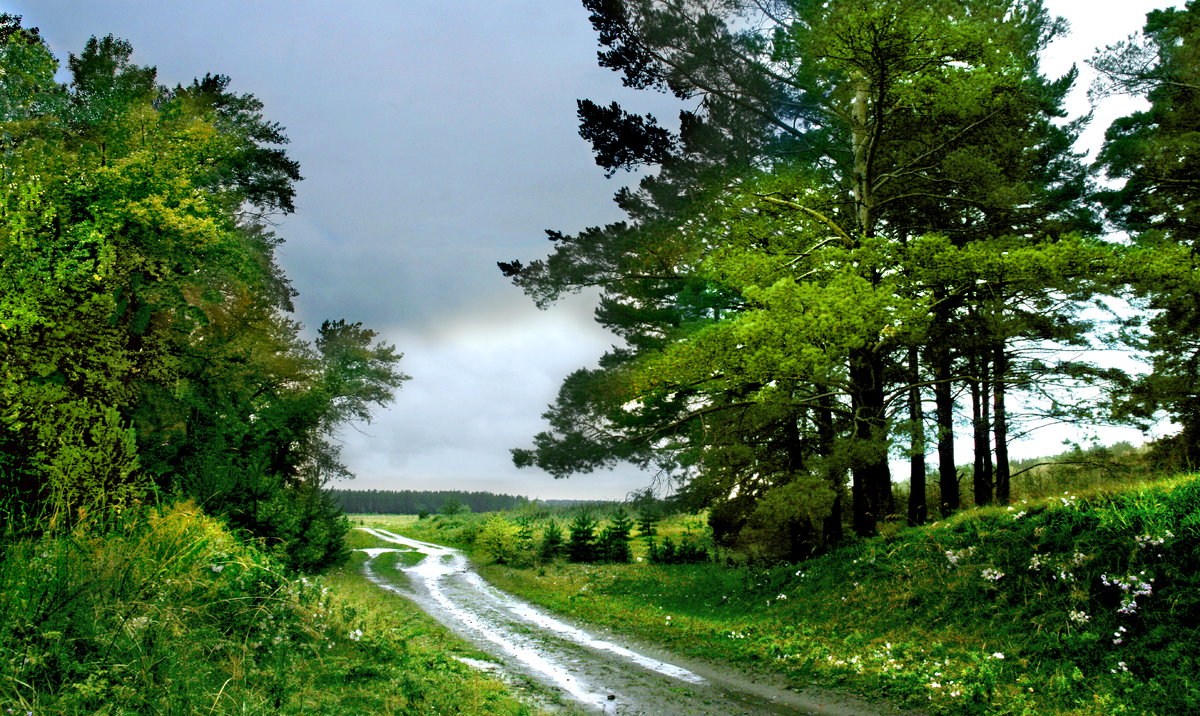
[355,528,908,716]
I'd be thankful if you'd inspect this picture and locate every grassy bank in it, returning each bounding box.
[0,503,538,715]
[382,476,1200,716]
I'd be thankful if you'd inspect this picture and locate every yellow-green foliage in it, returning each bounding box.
[0,503,537,715]
[476,516,526,565]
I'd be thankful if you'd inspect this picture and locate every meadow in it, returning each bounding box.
[373,467,1200,716]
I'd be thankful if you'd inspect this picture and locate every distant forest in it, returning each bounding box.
[330,489,529,514]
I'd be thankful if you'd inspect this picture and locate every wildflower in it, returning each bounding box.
[930,682,942,689]
[211,564,225,573]
[777,593,788,600]
[1069,610,1090,624]
[981,568,1005,581]
[991,652,1005,660]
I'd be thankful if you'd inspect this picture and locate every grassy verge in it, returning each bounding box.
[383,477,1200,716]
[0,503,539,715]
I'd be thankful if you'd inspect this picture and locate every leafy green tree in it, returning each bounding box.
[1092,3,1200,463]
[1,22,407,569]
[439,497,467,516]
[504,0,1098,552]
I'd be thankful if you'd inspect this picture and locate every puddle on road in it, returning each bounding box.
[360,527,660,712]
[355,528,898,716]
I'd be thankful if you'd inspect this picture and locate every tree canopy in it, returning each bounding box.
[0,15,408,570]
[500,0,1168,560]
[1091,1,1200,467]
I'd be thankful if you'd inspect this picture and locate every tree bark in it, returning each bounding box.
[850,347,893,536]
[970,339,993,507]
[908,346,927,526]
[993,342,1011,504]
[931,290,959,516]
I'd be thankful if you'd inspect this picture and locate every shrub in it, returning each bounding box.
[647,536,709,564]
[0,502,327,712]
[567,513,597,563]
[540,519,565,561]
[476,517,524,565]
[597,508,633,563]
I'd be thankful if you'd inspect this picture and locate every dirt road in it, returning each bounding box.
[356,528,907,716]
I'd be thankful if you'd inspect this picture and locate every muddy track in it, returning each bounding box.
[355,528,910,716]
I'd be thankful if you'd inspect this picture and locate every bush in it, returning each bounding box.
[476,517,529,565]
[647,536,710,564]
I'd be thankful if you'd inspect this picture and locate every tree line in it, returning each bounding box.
[499,0,1200,562]
[0,17,407,570]
[331,489,527,515]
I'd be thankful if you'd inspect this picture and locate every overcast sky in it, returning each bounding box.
[6,0,1172,499]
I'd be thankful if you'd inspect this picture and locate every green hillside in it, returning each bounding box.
[391,475,1200,715]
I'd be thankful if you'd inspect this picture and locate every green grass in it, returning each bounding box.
[0,503,541,715]
[383,476,1200,716]
[343,527,417,550]
[357,513,484,551]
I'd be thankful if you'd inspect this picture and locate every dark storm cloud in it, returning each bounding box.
[11,0,686,330]
[7,0,684,497]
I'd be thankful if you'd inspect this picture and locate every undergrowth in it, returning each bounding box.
[0,502,536,715]
[471,476,1200,716]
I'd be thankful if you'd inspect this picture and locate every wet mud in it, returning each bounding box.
[355,528,912,716]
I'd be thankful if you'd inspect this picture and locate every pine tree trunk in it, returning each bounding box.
[993,343,1011,504]
[970,344,993,507]
[908,346,927,526]
[931,291,960,516]
[850,347,893,536]
[785,415,809,561]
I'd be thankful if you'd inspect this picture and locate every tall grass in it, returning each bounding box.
[0,502,537,715]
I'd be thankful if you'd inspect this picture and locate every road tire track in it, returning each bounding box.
[355,528,912,716]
